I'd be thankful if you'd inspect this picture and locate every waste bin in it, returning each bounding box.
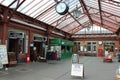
[26,54,30,64]
[72,54,79,63]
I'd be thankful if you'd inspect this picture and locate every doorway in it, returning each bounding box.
[30,42,46,62]
[8,38,24,63]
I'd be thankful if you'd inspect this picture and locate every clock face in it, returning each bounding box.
[55,2,69,15]
[98,41,102,44]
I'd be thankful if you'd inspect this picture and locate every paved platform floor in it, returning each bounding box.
[0,56,119,80]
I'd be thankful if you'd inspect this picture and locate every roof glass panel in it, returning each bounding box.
[39,9,56,21]
[66,0,81,12]
[62,22,79,32]
[17,0,55,18]
[29,1,54,17]
[113,0,120,2]
[101,1,120,16]
[51,15,71,26]
[84,0,99,9]
[91,16,117,32]
[18,0,39,13]
[0,0,14,6]
[57,17,75,29]
[48,15,63,25]
[0,0,119,36]
[79,15,89,24]
[75,24,113,34]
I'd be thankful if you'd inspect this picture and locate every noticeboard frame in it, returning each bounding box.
[71,63,84,79]
[0,45,8,64]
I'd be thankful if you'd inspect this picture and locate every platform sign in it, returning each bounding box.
[0,45,8,64]
[71,63,84,77]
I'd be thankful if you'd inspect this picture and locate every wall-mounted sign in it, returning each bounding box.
[33,36,47,42]
[9,32,24,38]
[71,63,84,78]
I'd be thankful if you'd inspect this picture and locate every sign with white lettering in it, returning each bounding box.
[71,63,84,77]
[0,45,8,64]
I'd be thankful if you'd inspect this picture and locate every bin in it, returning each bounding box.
[72,54,79,63]
[26,54,30,64]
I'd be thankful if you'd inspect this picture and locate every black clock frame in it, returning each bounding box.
[55,2,69,15]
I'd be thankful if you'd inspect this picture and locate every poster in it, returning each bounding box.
[0,45,8,64]
[71,63,84,77]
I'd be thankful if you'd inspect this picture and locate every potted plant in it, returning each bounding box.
[83,45,87,52]
[104,46,109,57]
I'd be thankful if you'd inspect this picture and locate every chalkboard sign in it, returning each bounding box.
[0,45,8,64]
[71,63,84,77]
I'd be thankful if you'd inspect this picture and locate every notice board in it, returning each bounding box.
[0,45,8,64]
[71,63,84,77]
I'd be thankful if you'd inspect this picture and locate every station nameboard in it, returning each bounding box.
[0,45,8,64]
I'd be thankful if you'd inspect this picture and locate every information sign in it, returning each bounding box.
[71,63,84,77]
[0,45,8,64]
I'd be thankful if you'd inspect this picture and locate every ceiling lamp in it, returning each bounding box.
[72,5,81,18]
[54,0,62,3]
[87,26,91,31]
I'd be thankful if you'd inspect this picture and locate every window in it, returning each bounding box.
[87,42,96,52]
[87,42,91,51]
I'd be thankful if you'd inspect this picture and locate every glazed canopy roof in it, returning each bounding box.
[0,0,120,38]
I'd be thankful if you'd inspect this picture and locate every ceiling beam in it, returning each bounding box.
[73,33,116,35]
[79,0,93,25]
[87,4,120,19]
[97,13,120,26]
[116,28,120,35]
[60,14,86,30]
[72,37,117,41]
[50,13,69,25]
[60,19,78,30]
[92,14,119,29]
[68,21,89,34]
[7,0,25,21]
[8,0,17,8]
[92,19,116,32]
[68,12,83,27]
[98,0,103,27]
[0,4,70,37]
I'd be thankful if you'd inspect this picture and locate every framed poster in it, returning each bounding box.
[0,45,8,64]
[71,63,84,77]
